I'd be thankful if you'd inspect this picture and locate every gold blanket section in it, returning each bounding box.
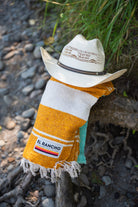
[22,77,114,181]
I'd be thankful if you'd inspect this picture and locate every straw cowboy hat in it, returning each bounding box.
[40,34,127,88]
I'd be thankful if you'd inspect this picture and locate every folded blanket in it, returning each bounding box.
[21,77,114,182]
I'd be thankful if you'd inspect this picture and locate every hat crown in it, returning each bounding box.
[59,34,105,72]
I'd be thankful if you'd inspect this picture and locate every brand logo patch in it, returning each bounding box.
[34,136,63,158]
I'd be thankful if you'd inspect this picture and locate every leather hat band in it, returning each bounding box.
[57,61,107,76]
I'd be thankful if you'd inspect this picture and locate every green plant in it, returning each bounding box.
[42,0,137,68]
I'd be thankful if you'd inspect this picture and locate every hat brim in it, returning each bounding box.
[40,47,127,88]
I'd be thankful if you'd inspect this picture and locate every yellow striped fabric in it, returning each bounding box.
[21,77,114,182]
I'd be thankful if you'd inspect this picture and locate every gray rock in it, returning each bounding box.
[22,84,34,95]
[44,184,55,198]
[33,46,41,59]
[22,108,35,118]
[2,34,10,42]
[17,131,24,140]
[0,88,9,95]
[35,79,46,89]
[125,159,133,169]
[21,66,37,79]
[7,164,14,171]
[99,186,106,199]
[45,47,54,53]
[21,118,30,130]
[24,43,34,52]
[36,41,45,47]
[79,173,89,186]
[77,195,87,207]
[4,95,13,105]
[30,90,42,99]
[0,140,5,147]
[102,176,112,186]
[42,198,55,207]
[0,60,4,70]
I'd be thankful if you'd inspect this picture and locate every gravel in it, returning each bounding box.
[22,108,35,118]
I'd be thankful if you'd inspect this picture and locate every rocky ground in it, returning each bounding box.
[0,1,138,207]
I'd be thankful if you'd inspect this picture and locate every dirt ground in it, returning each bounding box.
[0,1,138,207]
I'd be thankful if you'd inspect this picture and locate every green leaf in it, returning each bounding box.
[132,129,136,135]
[123,91,128,97]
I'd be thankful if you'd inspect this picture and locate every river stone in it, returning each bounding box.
[102,176,112,186]
[0,140,5,147]
[30,90,42,99]
[4,117,16,130]
[4,95,13,105]
[17,131,24,140]
[24,43,34,52]
[36,41,45,47]
[42,198,55,207]
[21,66,37,79]
[0,60,4,70]
[22,84,34,95]
[35,79,46,89]
[0,88,9,95]
[21,118,30,130]
[22,108,35,118]
[44,184,55,198]
[33,46,41,59]
[3,50,17,60]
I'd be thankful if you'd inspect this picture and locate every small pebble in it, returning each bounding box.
[4,117,16,130]
[3,95,13,105]
[30,90,42,99]
[0,88,9,95]
[3,50,17,60]
[33,46,41,59]
[21,118,30,130]
[24,43,34,52]
[0,140,5,147]
[102,176,112,186]
[22,84,34,95]
[21,66,37,79]
[35,79,46,89]
[42,198,55,207]
[22,108,35,118]
[17,131,24,142]
[7,164,14,171]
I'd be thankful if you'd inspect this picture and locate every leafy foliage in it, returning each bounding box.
[42,0,137,66]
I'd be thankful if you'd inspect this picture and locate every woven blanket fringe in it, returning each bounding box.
[20,158,81,183]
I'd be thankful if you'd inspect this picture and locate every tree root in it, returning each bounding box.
[0,166,39,207]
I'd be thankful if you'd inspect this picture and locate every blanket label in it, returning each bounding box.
[34,136,63,158]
